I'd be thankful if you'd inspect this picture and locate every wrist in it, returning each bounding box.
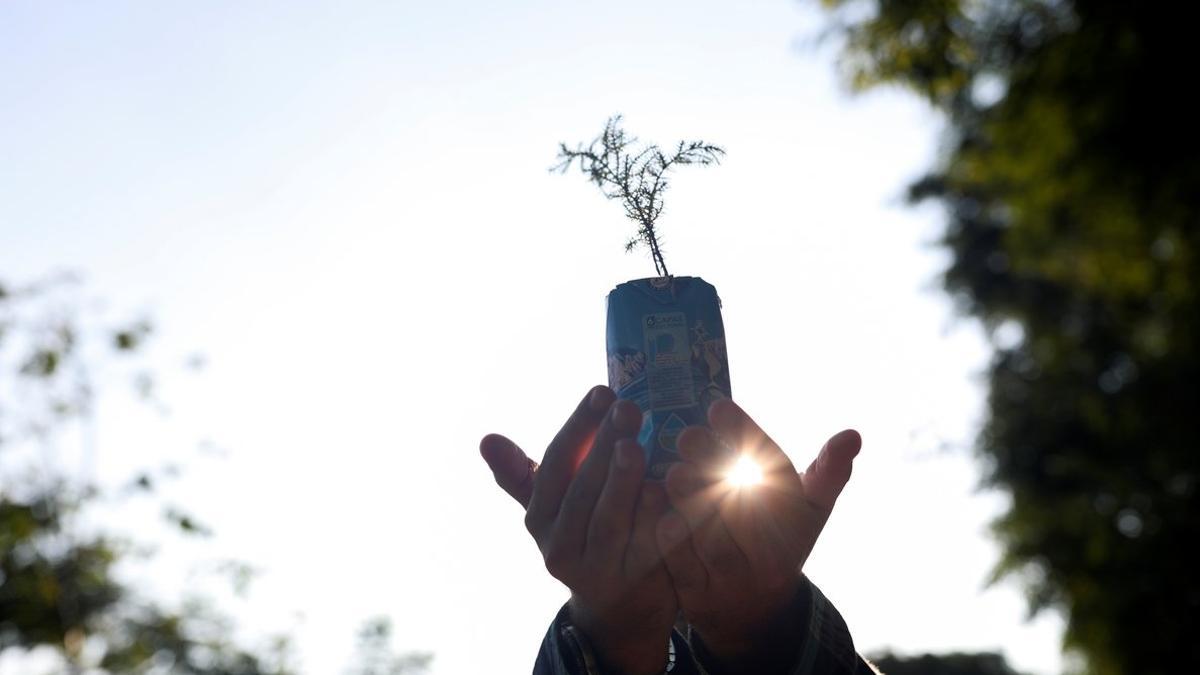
[695,614,802,671]
[567,598,670,675]
[691,579,809,674]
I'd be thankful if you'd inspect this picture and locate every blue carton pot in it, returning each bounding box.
[606,276,732,479]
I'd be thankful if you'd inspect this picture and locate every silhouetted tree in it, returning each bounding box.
[815,1,1199,673]
[868,650,1028,675]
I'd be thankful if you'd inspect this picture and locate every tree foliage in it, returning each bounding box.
[816,1,1198,673]
[2,276,432,673]
[868,650,1028,675]
[344,617,430,675]
[553,115,724,277]
[0,276,292,674]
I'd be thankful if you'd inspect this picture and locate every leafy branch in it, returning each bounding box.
[553,115,724,277]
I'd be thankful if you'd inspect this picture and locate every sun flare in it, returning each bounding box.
[726,454,764,487]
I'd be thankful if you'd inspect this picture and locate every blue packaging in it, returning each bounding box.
[606,276,731,479]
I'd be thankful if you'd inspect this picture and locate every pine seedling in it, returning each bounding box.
[553,115,724,277]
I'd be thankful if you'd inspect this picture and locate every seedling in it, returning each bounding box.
[553,115,724,277]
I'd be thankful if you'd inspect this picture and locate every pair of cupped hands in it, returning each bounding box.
[480,385,861,675]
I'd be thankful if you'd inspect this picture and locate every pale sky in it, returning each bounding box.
[1,2,1065,674]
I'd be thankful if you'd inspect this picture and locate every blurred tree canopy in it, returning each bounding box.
[816,1,1197,673]
[345,617,431,675]
[868,650,1028,675]
[1,276,430,674]
[0,275,293,674]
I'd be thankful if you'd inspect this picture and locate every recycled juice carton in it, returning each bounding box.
[606,276,731,479]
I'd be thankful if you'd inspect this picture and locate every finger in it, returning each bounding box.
[676,426,734,477]
[526,386,615,536]
[665,462,749,578]
[656,510,708,596]
[554,399,643,557]
[714,492,808,602]
[801,429,862,511]
[718,486,807,578]
[729,428,861,573]
[663,461,723,527]
[479,433,537,509]
[625,481,668,580]
[584,439,645,564]
[694,513,749,580]
[708,399,798,477]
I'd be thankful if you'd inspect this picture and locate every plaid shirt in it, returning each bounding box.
[534,578,878,675]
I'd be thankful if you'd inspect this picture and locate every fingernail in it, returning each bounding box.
[588,386,612,413]
[678,427,716,456]
[708,397,738,424]
[708,398,727,417]
[611,401,641,433]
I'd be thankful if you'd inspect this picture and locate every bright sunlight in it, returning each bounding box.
[726,454,764,487]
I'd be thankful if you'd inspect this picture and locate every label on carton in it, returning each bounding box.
[644,312,696,411]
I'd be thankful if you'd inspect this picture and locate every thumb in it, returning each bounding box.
[800,429,861,512]
[480,433,538,509]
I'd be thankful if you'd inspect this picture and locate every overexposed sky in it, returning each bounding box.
[1,1,1065,673]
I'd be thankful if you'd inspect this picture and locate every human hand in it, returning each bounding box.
[480,386,677,675]
[655,399,861,672]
